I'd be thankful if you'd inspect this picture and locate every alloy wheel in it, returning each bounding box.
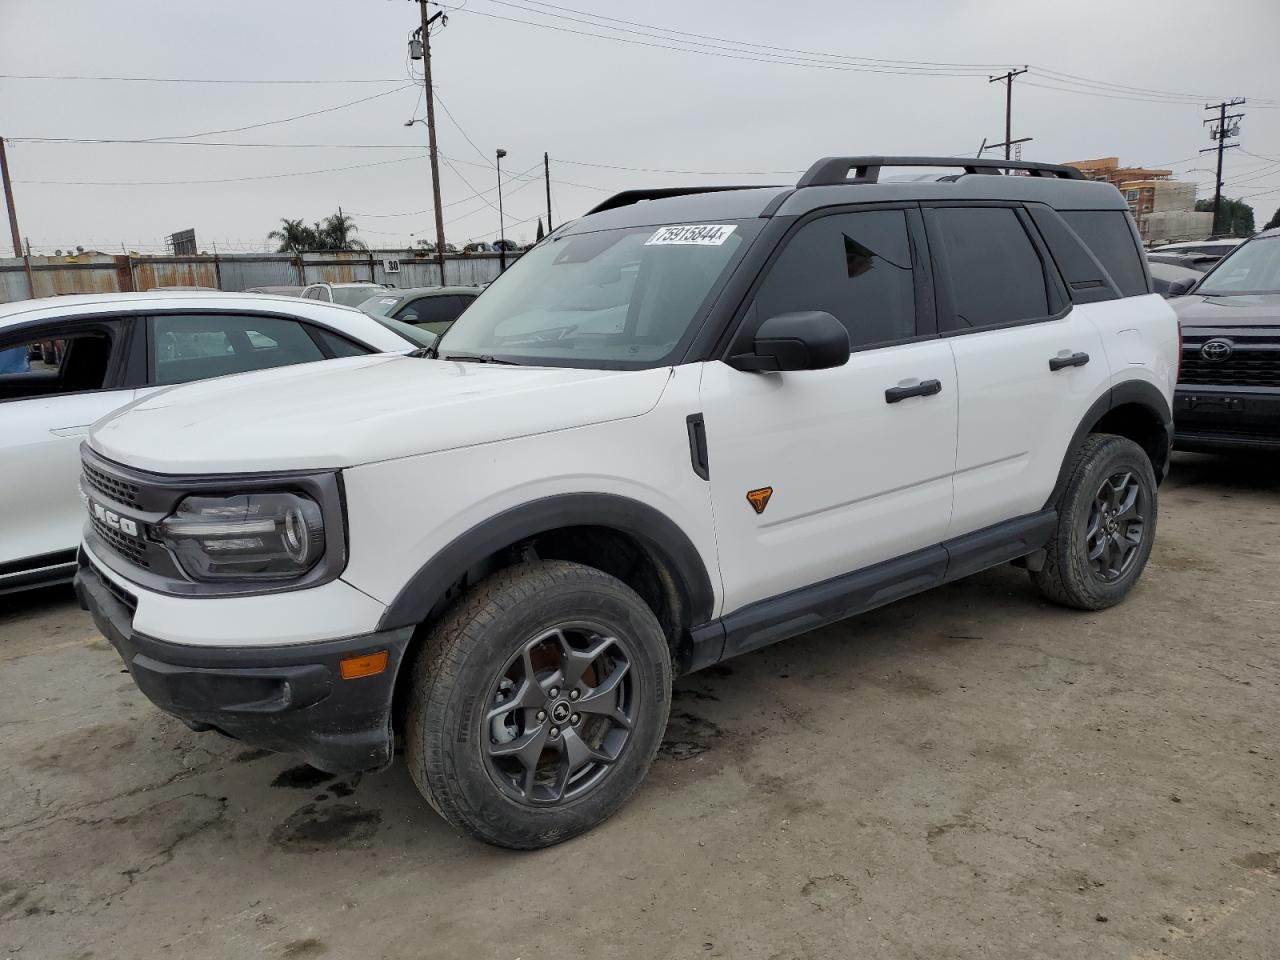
[1085,471,1144,582]
[482,624,636,805]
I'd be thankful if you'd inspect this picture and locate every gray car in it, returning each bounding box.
[357,286,480,337]
[1170,229,1280,451]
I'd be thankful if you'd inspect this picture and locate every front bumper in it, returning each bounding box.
[75,553,413,774]
[1174,386,1280,452]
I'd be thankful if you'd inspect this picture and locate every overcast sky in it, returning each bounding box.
[2,0,1278,255]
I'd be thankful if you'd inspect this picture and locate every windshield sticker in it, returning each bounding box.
[645,224,737,246]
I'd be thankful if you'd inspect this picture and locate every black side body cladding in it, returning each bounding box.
[689,509,1058,666]
[377,493,716,633]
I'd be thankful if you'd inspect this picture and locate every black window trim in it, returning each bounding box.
[714,200,940,362]
[921,200,1072,339]
[0,315,136,405]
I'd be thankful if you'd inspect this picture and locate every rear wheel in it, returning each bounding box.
[404,560,671,849]
[1032,434,1157,610]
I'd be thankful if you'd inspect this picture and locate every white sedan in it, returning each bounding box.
[0,291,426,594]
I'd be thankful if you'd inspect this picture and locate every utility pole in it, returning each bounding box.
[988,67,1028,161]
[411,0,448,282]
[1201,99,1245,236]
[0,137,23,258]
[544,152,553,232]
[495,148,507,272]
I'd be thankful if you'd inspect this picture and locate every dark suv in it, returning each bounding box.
[1169,228,1280,451]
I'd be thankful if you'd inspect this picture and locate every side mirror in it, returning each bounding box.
[1166,278,1196,297]
[728,311,850,372]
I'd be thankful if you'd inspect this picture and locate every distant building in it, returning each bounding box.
[1065,157,1213,244]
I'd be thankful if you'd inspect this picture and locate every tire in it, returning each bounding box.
[404,560,672,849]
[1031,433,1158,610]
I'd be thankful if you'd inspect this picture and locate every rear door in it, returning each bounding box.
[925,204,1110,537]
[0,317,138,577]
[147,312,331,385]
[700,205,958,619]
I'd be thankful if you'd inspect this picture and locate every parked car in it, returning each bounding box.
[1148,259,1204,297]
[1150,238,1243,265]
[492,239,520,253]
[76,156,1176,849]
[0,292,421,594]
[1169,228,1280,452]
[300,282,389,307]
[246,285,304,297]
[357,286,480,337]
[462,242,494,254]
[1147,251,1219,273]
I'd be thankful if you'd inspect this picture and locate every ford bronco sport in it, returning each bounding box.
[76,156,1179,849]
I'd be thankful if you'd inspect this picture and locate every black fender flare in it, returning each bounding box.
[1042,380,1173,511]
[375,493,716,632]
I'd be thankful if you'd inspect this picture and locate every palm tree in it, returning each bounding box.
[267,218,316,253]
[317,210,366,251]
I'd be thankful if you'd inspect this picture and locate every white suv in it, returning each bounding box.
[76,157,1178,849]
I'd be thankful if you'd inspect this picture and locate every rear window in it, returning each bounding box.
[1059,211,1149,297]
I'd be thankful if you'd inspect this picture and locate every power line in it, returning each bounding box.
[0,73,409,85]
[14,154,422,186]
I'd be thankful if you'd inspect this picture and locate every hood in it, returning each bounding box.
[90,355,672,474]
[1172,293,1280,329]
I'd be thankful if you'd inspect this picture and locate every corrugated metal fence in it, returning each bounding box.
[0,250,518,304]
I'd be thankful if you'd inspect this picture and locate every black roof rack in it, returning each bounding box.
[797,156,1086,188]
[585,185,778,216]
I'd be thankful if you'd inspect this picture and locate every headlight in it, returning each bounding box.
[158,492,326,581]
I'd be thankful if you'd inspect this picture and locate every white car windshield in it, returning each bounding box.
[436,221,761,368]
[332,286,386,307]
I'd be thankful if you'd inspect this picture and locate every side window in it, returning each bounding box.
[398,295,465,325]
[317,287,332,302]
[933,207,1049,329]
[1058,210,1149,297]
[150,314,326,386]
[0,328,117,401]
[312,328,371,358]
[753,209,918,349]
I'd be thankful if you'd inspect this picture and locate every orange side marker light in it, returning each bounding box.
[340,650,389,680]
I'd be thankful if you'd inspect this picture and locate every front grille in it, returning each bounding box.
[90,515,150,568]
[1181,340,1280,388]
[83,462,142,509]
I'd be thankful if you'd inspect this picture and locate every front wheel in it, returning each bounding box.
[404,560,671,849]
[1031,433,1158,610]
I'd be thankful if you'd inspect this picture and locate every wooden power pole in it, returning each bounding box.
[0,137,23,258]
[1202,99,1245,235]
[416,0,449,281]
[544,152,553,232]
[989,68,1028,161]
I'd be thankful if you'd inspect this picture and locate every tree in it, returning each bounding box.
[267,218,317,253]
[1265,206,1280,231]
[316,209,366,251]
[1194,197,1255,237]
[536,217,545,242]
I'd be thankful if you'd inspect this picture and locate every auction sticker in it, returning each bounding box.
[645,224,737,246]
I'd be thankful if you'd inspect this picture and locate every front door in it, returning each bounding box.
[699,206,958,619]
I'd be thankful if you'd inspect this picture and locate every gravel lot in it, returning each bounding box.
[1,452,1277,960]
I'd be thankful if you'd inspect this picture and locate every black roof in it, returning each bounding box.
[564,155,1126,235]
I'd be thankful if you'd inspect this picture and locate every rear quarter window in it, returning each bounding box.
[1059,211,1149,297]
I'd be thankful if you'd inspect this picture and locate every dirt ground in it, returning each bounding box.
[1,452,1277,960]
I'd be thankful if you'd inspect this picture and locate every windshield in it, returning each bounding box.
[358,293,404,317]
[1197,237,1280,296]
[372,314,436,349]
[333,285,386,307]
[437,220,761,368]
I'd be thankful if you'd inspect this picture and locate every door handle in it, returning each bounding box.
[884,379,942,404]
[1049,352,1090,371]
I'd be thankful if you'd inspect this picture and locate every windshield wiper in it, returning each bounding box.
[440,352,521,365]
